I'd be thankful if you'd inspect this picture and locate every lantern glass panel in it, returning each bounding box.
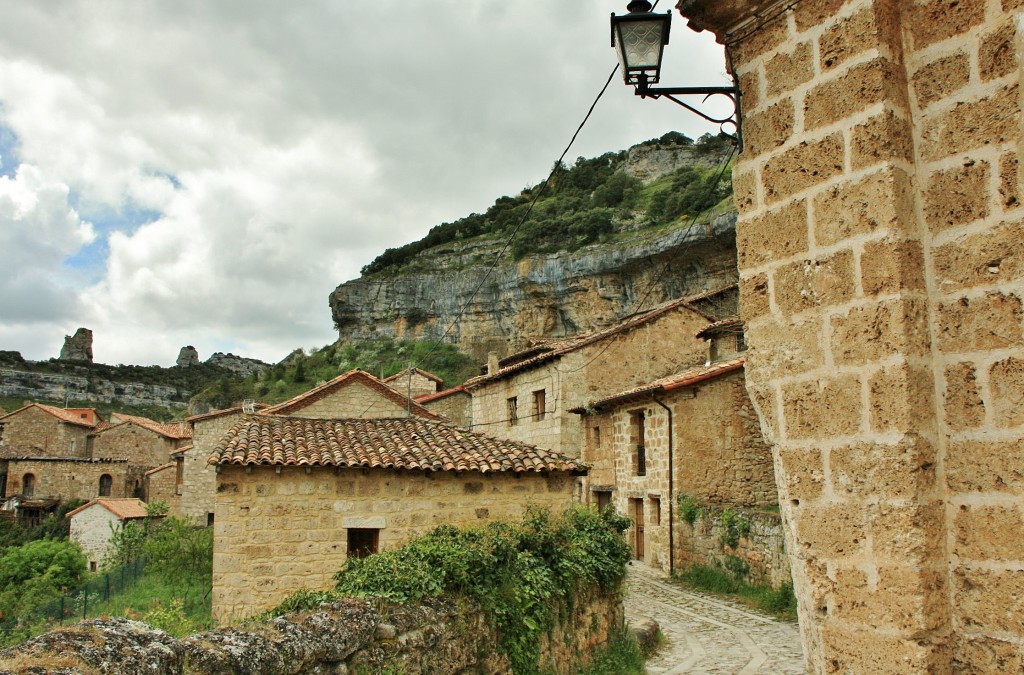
[612,13,669,85]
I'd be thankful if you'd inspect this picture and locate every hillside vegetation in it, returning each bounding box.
[361,132,733,276]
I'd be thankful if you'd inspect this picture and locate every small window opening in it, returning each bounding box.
[632,411,646,476]
[99,474,112,497]
[22,473,35,498]
[207,512,215,527]
[596,490,612,512]
[650,496,661,525]
[593,425,601,448]
[347,528,379,559]
[532,389,546,421]
[507,397,518,426]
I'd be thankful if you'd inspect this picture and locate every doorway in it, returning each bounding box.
[631,498,644,560]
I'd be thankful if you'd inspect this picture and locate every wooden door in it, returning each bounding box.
[632,498,645,560]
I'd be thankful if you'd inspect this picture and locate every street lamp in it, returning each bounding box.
[611,0,742,145]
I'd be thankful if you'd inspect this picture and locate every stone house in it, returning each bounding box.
[88,414,192,498]
[0,404,101,458]
[415,386,472,428]
[381,367,444,399]
[464,287,735,457]
[208,414,585,622]
[571,318,782,581]
[66,498,152,572]
[676,0,1024,668]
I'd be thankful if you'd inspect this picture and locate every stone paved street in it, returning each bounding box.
[624,564,805,674]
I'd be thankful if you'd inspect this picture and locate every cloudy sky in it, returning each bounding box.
[0,1,730,367]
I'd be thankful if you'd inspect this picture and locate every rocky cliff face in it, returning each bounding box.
[330,210,738,362]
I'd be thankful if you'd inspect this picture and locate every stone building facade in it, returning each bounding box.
[416,386,472,428]
[0,404,98,457]
[67,498,150,571]
[465,289,731,456]
[675,0,1024,669]
[260,369,439,420]
[209,415,583,622]
[382,367,444,400]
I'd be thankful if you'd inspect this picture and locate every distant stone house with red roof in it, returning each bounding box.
[381,367,444,400]
[571,318,781,582]
[464,286,736,457]
[415,386,471,428]
[67,498,155,572]
[207,368,584,621]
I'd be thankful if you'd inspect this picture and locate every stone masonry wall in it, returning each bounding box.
[676,0,1024,669]
[421,391,472,428]
[284,380,411,419]
[145,463,180,514]
[383,371,439,399]
[4,459,129,501]
[213,465,577,622]
[0,407,90,457]
[91,424,176,466]
[676,506,791,588]
[69,505,124,571]
[0,587,624,674]
[181,413,242,523]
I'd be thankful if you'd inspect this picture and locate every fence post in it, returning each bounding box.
[60,595,65,625]
[83,588,88,620]
[105,573,110,601]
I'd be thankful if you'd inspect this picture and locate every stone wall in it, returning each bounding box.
[91,424,177,466]
[383,370,439,399]
[3,458,129,501]
[178,413,242,523]
[0,406,90,457]
[676,0,1024,669]
[144,463,180,514]
[0,587,624,674]
[676,505,791,588]
[212,465,578,622]
[421,391,472,427]
[283,380,412,419]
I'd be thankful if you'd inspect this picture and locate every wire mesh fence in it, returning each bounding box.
[0,557,146,645]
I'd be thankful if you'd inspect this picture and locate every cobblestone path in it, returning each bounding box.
[624,564,805,674]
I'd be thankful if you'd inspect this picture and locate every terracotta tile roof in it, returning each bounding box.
[95,414,192,440]
[569,357,746,413]
[695,316,744,340]
[383,367,444,385]
[259,369,439,419]
[170,444,193,459]
[144,462,175,477]
[65,498,151,520]
[414,386,470,404]
[186,403,268,424]
[0,403,99,428]
[209,415,585,474]
[464,286,734,389]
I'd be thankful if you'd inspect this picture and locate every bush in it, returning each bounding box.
[0,539,86,619]
[677,494,703,526]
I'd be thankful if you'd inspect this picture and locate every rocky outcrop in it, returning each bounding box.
[0,588,623,674]
[205,352,270,378]
[623,142,732,183]
[331,211,739,362]
[59,328,93,363]
[176,346,200,367]
[0,368,190,410]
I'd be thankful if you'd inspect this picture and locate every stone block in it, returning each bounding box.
[953,567,1024,634]
[743,98,795,157]
[911,51,970,108]
[861,237,926,296]
[776,445,825,503]
[923,160,991,232]
[738,70,762,112]
[745,315,824,381]
[804,58,907,131]
[830,297,929,364]
[871,502,946,566]
[747,385,780,440]
[819,7,876,71]
[906,0,986,50]
[731,16,790,65]
[851,109,915,169]
[990,356,1024,427]
[829,565,946,632]
[868,362,935,432]
[999,151,1019,209]
[980,19,1018,82]
[773,249,857,315]
[820,620,948,672]
[932,219,1024,292]
[954,504,1024,560]
[739,272,770,321]
[943,361,986,431]
[732,167,758,214]
[921,84,1019,161]
[953,636,1024,671]
[945,438,1024,494]
[813,166,916,245]
[781,373,863,440]
[793,0,852,32]
[791,503,866,558]
[936,291,1024,353]
[765,42,814,98]
[830,436,936,499]
[762,133,845,204]
[736,199,809,268]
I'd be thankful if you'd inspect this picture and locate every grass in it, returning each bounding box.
[88,573,212,637]
[673,564,798,622]
[573,631,646,675]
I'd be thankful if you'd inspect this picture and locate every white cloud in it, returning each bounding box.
[0,0,729,365]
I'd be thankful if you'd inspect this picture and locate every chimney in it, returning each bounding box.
[487,351,500,375]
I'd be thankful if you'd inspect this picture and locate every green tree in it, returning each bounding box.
[0,539,86,619]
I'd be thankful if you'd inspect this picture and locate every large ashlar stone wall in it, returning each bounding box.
[0,406,91,457]
[2,458,129,500]
[91,423,179,466]
[676,0,1024,669]
[213,465,577,622]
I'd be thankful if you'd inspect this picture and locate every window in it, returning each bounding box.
[593,425,601,448]
[532,389,546,421]
[632,411,646,476]
[175,458,184,495]
[347,528,379,559]
[650,496,661,526]
[98,474,112,497]
[207,513,215,527]
[596,490,612,512]
[737,332,747,352]
[90,562,98,573]
[507,397,518,426]
[22,473,35,498]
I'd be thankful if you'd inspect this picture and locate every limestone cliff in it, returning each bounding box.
[331,210,738,362]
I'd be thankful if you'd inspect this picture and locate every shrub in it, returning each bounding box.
[677,493,702,526]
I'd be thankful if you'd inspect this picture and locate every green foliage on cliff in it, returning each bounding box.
[191,337,478,409]
[360,132,734,275]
